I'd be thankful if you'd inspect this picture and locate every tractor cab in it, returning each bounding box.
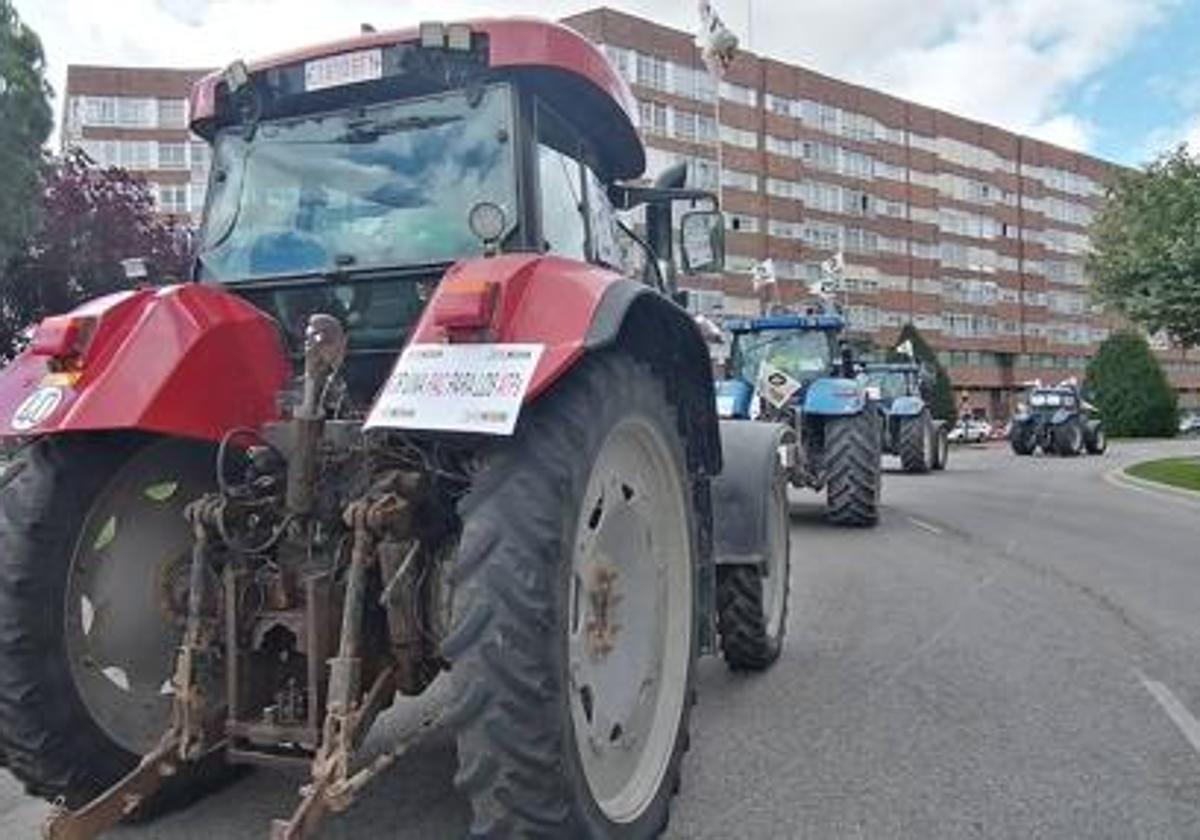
[187,19,720,401]
[719,313,845,417]
[1025,386,1080,415]
[863,362,928,409]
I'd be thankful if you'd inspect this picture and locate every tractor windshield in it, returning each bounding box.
[196,83,517,280]
[731,330,833,383]
[1030,390,1067,408]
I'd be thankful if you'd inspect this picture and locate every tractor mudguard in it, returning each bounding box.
[711,420,791,566]
[407,257,721,475]
[803,377,866,416]
[887,395,925,418]
[715,379,753,419]
[0,284,289,442]
[1050,408,1072,426]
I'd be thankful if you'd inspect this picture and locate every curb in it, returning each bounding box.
[1105,464,1200,504]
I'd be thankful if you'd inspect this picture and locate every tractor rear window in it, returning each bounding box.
[731,330,833,383]
[196,83,517,280]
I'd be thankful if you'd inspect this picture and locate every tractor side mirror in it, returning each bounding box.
[679,211,724,275]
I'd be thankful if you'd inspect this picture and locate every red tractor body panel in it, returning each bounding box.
[412,254,618,401]
[0,284,288,442]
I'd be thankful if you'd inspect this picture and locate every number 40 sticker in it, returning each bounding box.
[11,386,64,432]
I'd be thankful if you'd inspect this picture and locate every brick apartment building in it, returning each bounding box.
[60,65,214,222]
[564,7,1200,417]
[57,12,1200,416]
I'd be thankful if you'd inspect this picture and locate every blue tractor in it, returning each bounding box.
[1009,381,1107,456]
[863,362,949,473]
[715,312,881,526]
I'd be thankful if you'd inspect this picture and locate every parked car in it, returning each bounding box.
[949,418,992,444]
[1180,412,1200,436]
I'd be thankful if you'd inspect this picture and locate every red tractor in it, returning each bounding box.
[0,19,791,839]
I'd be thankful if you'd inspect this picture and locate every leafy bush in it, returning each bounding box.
[888,323,955,421]
[1085,331,1178,437]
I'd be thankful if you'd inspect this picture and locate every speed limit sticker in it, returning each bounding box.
[11,386,64,431]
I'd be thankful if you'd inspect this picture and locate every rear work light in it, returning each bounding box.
[432,279,499,332]
[30,314,97,362]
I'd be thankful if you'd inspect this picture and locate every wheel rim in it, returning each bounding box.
[1095,430,1106,451]
[762,477,788,641]
[922,421,932,466]
[63,441,215,755]
[567,416,692,825]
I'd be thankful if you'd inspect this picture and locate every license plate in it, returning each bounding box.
[304,48,383,92]
[365,343,545,436]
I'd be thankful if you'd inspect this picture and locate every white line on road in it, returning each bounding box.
[1139,673,1200,757]
[907,516,944,535]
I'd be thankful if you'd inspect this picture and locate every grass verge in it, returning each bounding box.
[1126,457,1200,493]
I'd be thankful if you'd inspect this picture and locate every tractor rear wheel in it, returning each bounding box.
[1054,419,1085,457]
[444,353,697,838]
[825,411,881,527]
[0,434,227,812]
[898,411,934,473]
[1085,423,1108,455]
[716,466,789,671]
[931,425,949,471]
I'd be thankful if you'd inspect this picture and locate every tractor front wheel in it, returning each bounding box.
[1010,425,1036,456]
[0,434,226,812]
[444,353,697,838]
[716,465,790,671]
[825,412,881,527]
[931,425,949,471]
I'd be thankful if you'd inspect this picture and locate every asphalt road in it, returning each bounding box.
[3,438,1200,839]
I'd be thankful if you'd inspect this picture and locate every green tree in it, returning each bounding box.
[0,0,53,272]
[0,150,191,358]
[888,323,955,421]
[1084,331,1177,437]
[1089,146,1200,348]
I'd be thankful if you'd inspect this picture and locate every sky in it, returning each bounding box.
[11,0,1200,165]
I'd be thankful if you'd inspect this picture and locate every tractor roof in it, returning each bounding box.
[188,18,644,180]
[726,313,845,334]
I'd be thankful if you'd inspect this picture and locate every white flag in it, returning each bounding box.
[698,1,738,77]
[820,251,845,278]
[896,339,915,358]
[751,258,776,290]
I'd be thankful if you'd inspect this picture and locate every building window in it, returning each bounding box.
[117,140,153,169]
[721,168,758,192]
[638,100,668,135]
[158,99,186,128]
[116,97,155,127]
[190,141,209,179]
[83,96,117,126]
[157,184,189,214]
[719,124,757,149]
[635,53,668,91]
[726,212,759,233]
[158,142,187,169]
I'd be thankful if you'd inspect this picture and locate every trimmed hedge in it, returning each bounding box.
[1085,331,1178,437]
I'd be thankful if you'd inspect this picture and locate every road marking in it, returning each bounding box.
[1140,674,1200,756]
[907,516,944,535]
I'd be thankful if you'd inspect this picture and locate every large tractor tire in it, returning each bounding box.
[825,411,881,527]
[716,466,789,671]
[1010,425,1036,456]
[931,425,949,471]
[1053,418,1085,457]
[898,411,934,474]
[0,434,226,812]
[443,352,698,839]
[1085,422,1108,455]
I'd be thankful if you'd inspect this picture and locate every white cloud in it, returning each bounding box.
[11,0,1176,156]
[1141,114,1200,163]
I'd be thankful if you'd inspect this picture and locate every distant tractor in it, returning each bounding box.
[0,19,793,840]
[715,311,882,526]
[863,362,948,473]
[1009,382,1107,456]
